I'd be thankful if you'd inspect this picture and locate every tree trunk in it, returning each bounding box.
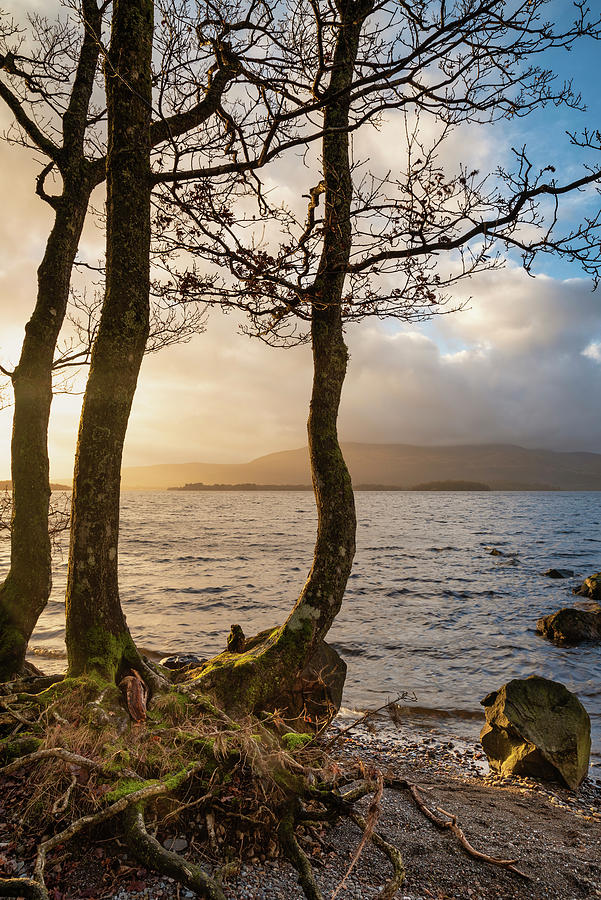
[196,1,372,719]
[65,0,154,681]
[271,1,372,658]
[0,0,104,681]
[0,190,91,679]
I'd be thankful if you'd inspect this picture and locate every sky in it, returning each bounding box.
[1,1,601,479]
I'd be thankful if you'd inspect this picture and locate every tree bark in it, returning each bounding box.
[274,0,373,657]
[0,0,103,680]
[65,0,154,680]
[197,1,372,717]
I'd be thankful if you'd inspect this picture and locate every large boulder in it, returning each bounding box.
[480,676,590,790]
[536,606,601,644]
[573,572,601,601]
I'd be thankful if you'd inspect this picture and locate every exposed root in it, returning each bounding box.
[0,876,48,899]
[387,777,531,880]
[0,675,63,697]
[123,801,226,900]
[346,811,405,900]
[51,772,77,815]
[0,746,111,777]
[279,800,324,900]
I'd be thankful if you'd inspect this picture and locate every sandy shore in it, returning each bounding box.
[3,713,600,900]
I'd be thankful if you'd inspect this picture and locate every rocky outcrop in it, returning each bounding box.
[480,676,590,790]
[573,572,601,601]
[536,606,601,644]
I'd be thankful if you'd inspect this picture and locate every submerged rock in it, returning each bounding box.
[536,606,601,644]
[573,572,601,601]
[543,568,574,579]
[159,653,207,670]
[480,676,590,790]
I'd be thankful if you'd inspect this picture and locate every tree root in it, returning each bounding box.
[0,746,111,777]
[123,802,226,900]
[0,675,63,697]
[346,811,405,900]
[279,800,324,900]
[0,877,48,899]
[387,777,531,880]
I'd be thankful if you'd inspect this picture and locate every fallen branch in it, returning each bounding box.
[387,777,530,880]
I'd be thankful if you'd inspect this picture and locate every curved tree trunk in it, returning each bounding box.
[197,0,372,719]
[65,0,154,681]
[0,0,103,681]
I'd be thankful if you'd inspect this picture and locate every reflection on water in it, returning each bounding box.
[2,489,600,756]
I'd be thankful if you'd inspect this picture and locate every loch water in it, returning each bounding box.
[5,490,601,758]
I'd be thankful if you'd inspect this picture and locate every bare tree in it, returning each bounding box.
[152,0,601,715]
[0,0,240,679]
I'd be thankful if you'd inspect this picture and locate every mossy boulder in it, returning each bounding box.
[573,572,601,601]
[536,606,601,645]
[480,676,590,790]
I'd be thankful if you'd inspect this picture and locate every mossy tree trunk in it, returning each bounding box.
[65,0,154,681]
[198,0,373,716]
[0,1,240,681]
[0,0,104,681]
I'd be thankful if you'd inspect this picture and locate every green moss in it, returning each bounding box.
[105,776,154,803]
[282,732,312,752]
[0,734,42,762]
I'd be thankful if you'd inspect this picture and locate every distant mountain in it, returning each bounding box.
[118,443,601,491]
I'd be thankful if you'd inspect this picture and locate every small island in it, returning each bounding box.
[169,480,492,491]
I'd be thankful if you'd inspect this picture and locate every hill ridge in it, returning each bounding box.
[106,442,601,491]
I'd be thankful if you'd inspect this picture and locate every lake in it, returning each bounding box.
[3,490,600,758]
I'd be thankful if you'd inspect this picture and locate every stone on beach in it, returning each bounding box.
[536,606,601,644]
[480,676,591,790]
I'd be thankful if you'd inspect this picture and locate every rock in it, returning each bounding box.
[536,606,601,644]
[543,568,574,579]
[489,548,504,556]
[162,836,188,852]
[573,572,601,601]
[480,676,591,790]
[159,654,207,670]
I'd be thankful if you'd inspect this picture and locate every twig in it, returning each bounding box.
[386,777,531,880]
[325,694,415,750]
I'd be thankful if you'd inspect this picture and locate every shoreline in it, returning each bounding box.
[2,718,600,900]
